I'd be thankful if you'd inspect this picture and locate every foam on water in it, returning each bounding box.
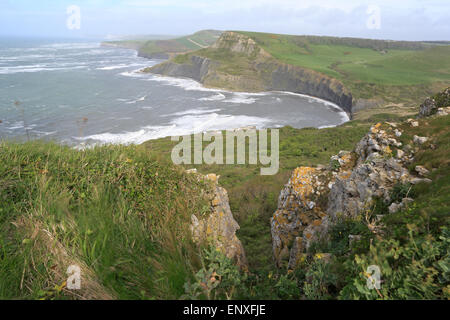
[125,95,147,104]
[97,64,129,70]
[77,112,271,145]
[164,108,222,117]
[199,93,226,101]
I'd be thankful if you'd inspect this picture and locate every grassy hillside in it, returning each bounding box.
[237,31,450,95]
[162,31,450,118]
[105,30,222,57]
[143,115,400,272]
[144,112,450,300]
[1,107,448,299]
[0,143,212,299]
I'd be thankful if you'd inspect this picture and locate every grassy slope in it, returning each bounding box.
[1,111,448,299]
[239,32,450,85]
[145,113,450,300]
[0,143,211,299]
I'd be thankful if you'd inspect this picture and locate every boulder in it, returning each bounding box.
[419,98,438,118]
[419,88,450,118]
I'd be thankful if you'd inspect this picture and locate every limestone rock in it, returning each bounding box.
[349,235,362,249]
[389,202,402,214]
[271,120,434,270]
[419,98,438,118]
[413,135,429,145]
[419,88,450,118]
[410,177,432,184]
[436,107,450,116]
[271,166,334,268]
[191,174,247,269]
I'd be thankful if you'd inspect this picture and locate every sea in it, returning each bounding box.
[0,38,349,147]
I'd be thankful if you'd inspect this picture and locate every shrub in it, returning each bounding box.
[183,247,246,300]
[339,226,449,300]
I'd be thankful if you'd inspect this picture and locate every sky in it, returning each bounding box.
[1,0,449,41]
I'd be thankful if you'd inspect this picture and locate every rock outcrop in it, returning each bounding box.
[147,31,353,114]
[190,173,248,270]
[419,87,450,118]
[271,119,435,270]
[271,151,355,269]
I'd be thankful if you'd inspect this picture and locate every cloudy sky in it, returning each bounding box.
[1,0,449,40]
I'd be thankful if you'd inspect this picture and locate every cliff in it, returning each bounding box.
[271,109,450,270]
[189,172,248,270]
[146,32,353,114]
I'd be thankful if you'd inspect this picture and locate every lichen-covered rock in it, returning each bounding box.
[328,123,414,219]
[271,151,356,269]
[415,165,430,176]
[191,174,247,270]
[272,120,431,270]
[271,166,330,268]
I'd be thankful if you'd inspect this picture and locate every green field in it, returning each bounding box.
[238,31,450,86]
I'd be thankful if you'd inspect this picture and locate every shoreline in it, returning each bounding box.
[101,42,354,120]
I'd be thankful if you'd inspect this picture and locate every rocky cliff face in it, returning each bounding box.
[189,172,248,270]
[147,32,353,114]
[149,55,214,83]
[272,118,437,270]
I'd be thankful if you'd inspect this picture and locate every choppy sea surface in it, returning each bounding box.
[0,38,349,146]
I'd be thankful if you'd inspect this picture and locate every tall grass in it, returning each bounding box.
[0,142,210,299]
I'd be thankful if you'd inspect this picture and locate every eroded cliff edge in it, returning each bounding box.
[145,32,353,115]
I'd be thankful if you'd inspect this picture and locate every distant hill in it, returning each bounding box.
[147,30,450,118]
[102,30,223,59]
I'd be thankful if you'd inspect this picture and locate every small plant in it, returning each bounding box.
[274,274,300,300]
[303,259,337,300]
[390,182,414,203]
[331,159,341,171]
[340,226,449,300]
[183,246,245,300]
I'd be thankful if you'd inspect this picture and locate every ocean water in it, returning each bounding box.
[0,38,349,146]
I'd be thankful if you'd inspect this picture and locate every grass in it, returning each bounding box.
[145,113,449,300]
[238,31,450,86]
[1,110,448,299]
[143,119,381,271]
[0,142,211,299]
